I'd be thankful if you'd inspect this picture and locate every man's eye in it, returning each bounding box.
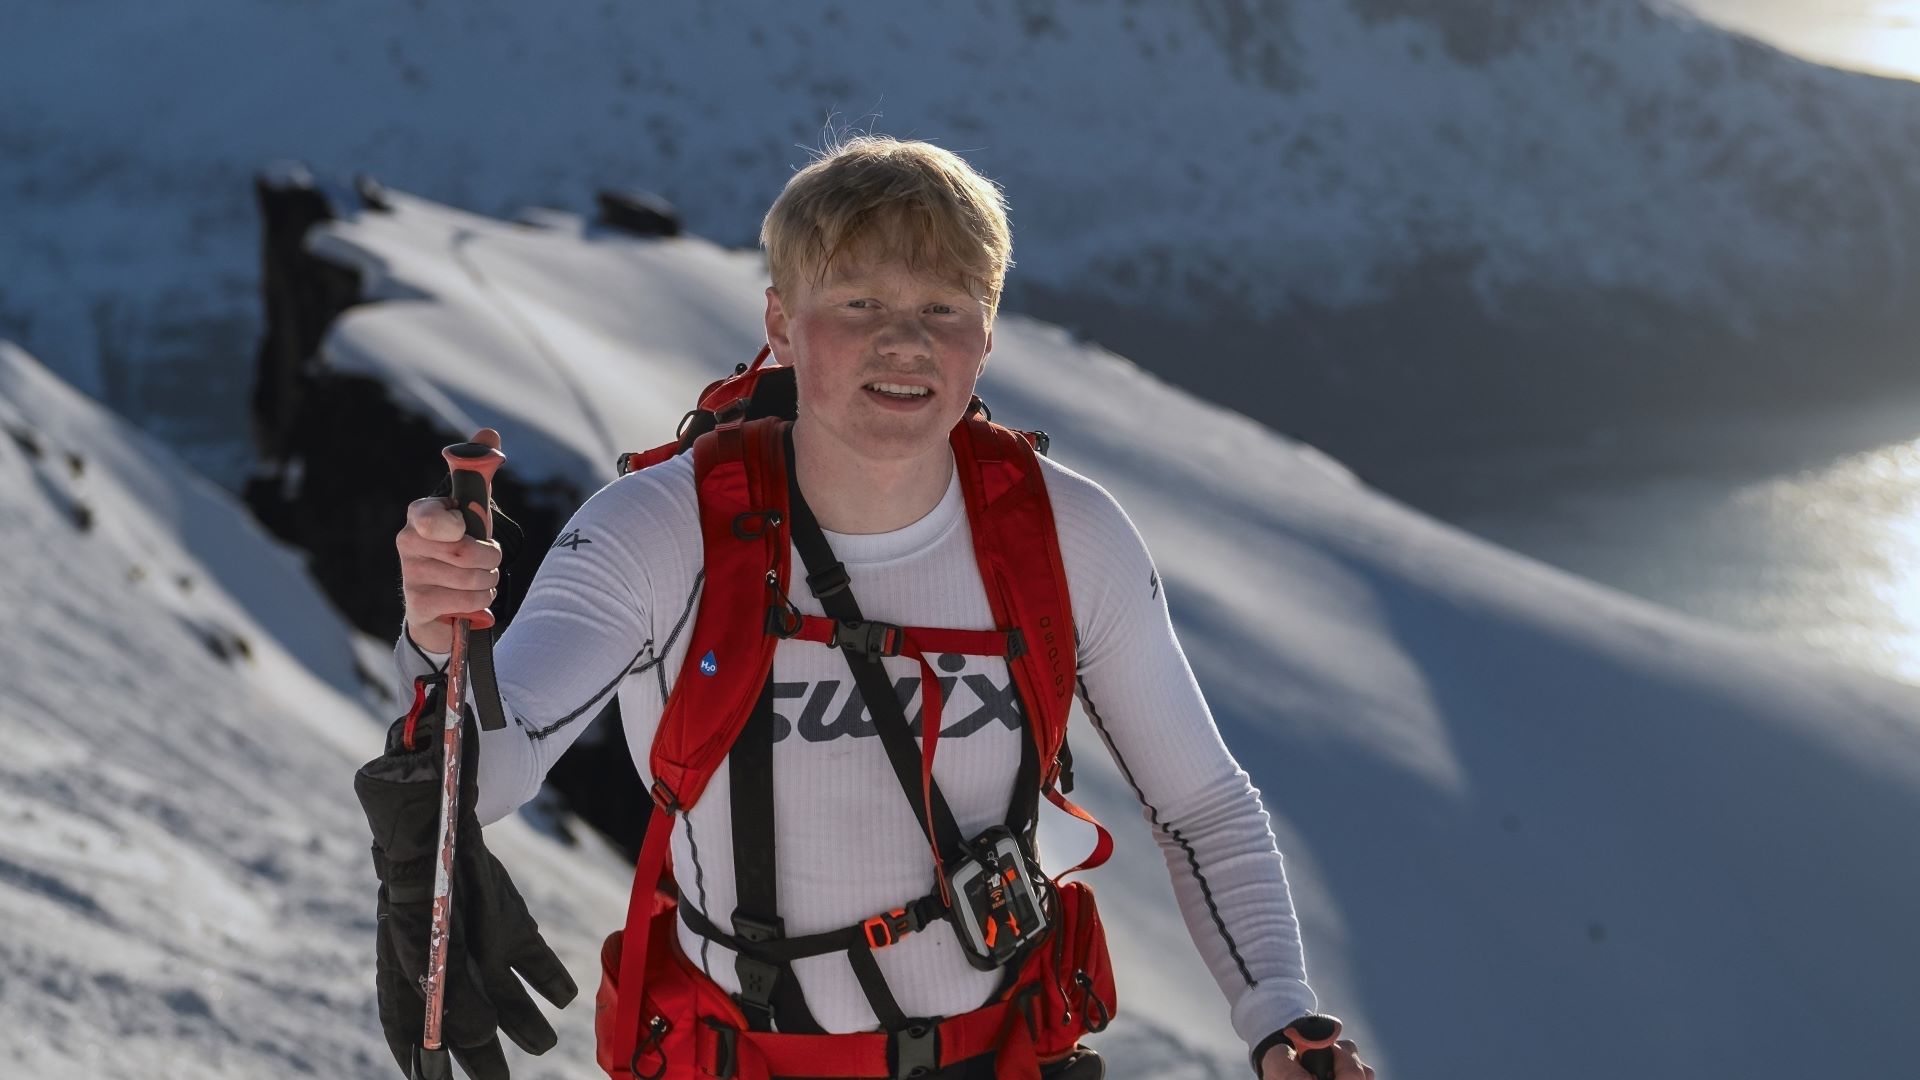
[847,299,873,309]
[928,304,956,315]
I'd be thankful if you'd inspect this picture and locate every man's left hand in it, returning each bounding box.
[1260,1038,1375,1080]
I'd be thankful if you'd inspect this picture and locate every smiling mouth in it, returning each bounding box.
[864,381,932,399]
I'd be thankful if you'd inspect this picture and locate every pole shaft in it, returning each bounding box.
[418,440,505,1054]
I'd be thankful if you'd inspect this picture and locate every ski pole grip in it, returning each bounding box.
[410,1043,453,1080]
[442,441,505,542]
[1283,1014,1342,1080]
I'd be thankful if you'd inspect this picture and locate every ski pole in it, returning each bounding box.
[414,439,507,1080]
[1282,1014,1343,1080]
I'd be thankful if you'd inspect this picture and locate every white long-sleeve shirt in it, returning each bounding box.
[394,446,1317,1053]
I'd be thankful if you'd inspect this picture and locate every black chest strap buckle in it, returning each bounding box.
[832,618,904,660]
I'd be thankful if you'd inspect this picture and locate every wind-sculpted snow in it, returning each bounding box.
[9,170,1920,1076]
[7,0,1920,484]
[0,332,1249,1078]
[0,342,637,1079]
[281,189,1920,1078]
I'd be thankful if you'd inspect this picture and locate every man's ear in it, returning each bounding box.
[765,286,792,359]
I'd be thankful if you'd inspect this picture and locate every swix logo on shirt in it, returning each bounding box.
[552,529,592,550]
[767,652,1023,744]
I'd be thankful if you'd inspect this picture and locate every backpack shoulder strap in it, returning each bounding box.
[646,414,793,813]
[950,417,1076,782]
[608,414,793,1074]
[952,418,1113,876]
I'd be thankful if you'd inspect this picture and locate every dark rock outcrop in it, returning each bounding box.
[596,188,683,238]
[243,165,656,856]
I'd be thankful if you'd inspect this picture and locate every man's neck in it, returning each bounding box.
[791,418,952,534]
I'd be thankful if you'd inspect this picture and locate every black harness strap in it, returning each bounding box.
[728,683,823,1033]
[680,893,947,962]
[781,425,1046,1027]
[693,422,1052,1036]
[847,941,911,1030]
[782,429,972,867]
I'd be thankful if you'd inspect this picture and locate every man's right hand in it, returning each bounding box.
[398,428,505,654]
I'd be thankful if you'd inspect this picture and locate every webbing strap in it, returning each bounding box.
[740,1001,1039,1078]
[781,612,1030,899]
[1043,786,1115,879]
[680,893,946,962]
[780,433,971,884]
[608,801,676,1076]
[781,428,994,1035]
[785,617,1022,661]
[845,943,909,1029]
[728,683,822,1033]
[463,626,509,732]
[781,610,1045,890]
[781,425,1062,1040]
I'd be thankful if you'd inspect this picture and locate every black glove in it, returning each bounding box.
[355,685,578,1079]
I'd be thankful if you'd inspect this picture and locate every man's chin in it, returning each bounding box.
[846,413,959,459]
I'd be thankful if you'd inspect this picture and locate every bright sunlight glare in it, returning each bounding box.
[1734,434,1920,685]
[1682,0,1920,81]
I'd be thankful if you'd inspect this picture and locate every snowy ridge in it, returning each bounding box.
[8,1,1920,482]
[301,189,1920,1078]
[0,342,635,1080]
[7,174,1920,1076]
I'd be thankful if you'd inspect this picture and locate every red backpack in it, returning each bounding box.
[594,349,1116,1079]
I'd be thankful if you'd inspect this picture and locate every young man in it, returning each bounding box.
[390,136,1374,1079]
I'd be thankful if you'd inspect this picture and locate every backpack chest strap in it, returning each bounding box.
[770,608,1028,907]
[772,610,1023,666]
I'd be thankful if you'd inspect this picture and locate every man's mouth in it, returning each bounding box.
[864,381,932,399]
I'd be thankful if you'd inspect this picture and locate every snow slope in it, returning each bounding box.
[298,189,1920,1078]
[8,0,1920,484]
[7,174,1920,1079]
[0,341,635,1080]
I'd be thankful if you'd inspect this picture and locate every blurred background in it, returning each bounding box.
[9,0,1920,687]
[5,3,1920,1078]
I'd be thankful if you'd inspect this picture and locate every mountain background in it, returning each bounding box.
[8,0,1920,496]
[9,187,1920,1075]
[8,2,1920,1078]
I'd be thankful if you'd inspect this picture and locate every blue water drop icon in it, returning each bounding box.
[699,650,718,677]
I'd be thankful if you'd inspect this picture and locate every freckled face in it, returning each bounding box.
[766,255,994,463]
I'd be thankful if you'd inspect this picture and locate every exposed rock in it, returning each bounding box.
[596,188,682,238]
[243,168,651,855]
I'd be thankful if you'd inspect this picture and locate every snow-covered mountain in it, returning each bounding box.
[0,340,639,1080]
[7,0,1920,487]
[17,182,1908,1079]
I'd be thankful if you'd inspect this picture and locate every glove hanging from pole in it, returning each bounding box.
[356,688,578,1080]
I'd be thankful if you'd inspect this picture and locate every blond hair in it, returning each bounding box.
[761,135,1013,320]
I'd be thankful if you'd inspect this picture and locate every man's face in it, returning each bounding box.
[766,253,994,464]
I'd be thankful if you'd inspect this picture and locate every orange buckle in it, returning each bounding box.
[862,907,910,949]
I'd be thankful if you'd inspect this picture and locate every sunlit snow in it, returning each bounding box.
[6,184,1918,1077]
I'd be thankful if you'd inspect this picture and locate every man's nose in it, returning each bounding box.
[873,313,934,359]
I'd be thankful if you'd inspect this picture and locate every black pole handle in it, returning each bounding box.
[443,441,504,543]
[1284,1014,1343,1080]
[439,440,506,631]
